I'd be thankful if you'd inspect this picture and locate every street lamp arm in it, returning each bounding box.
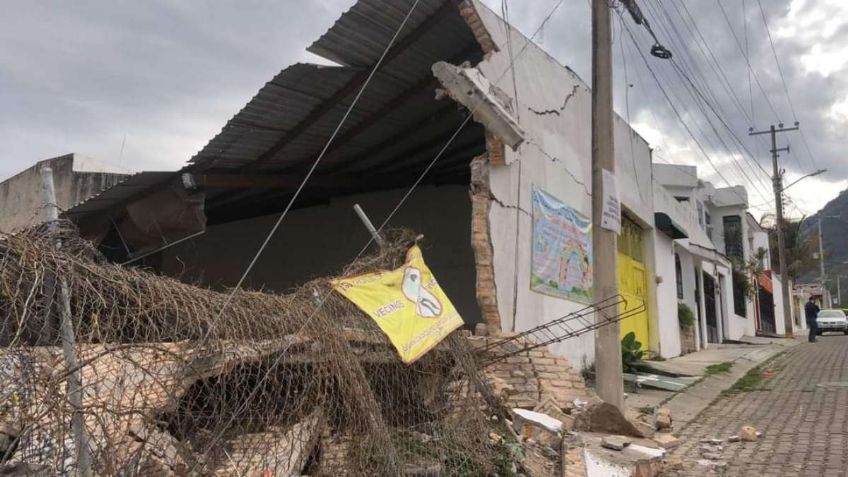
[783,169,827,192]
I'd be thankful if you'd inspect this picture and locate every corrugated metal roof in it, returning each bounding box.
[64,172,176,218]
[188,0,481,175]
[308,0,457,67]
[69,0,486,226]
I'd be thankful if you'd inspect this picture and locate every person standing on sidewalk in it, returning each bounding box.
[805,296,820,342]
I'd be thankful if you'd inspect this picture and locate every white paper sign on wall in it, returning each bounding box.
[601,169,621,233]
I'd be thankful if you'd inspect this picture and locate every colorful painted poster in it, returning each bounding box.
[330,245,463,364]
[531,187,593,303]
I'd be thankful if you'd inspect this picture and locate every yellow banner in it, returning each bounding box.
[331,245,464,364]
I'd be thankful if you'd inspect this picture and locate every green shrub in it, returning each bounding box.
[621,332,645,373]
[678,302,695,331]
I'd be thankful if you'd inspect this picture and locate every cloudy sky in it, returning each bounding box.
[1,0,845,219]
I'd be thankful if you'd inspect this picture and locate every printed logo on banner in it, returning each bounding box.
[331,246,463,364]
[530,187,593,304]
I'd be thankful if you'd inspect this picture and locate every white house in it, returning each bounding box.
[653,164,790,357]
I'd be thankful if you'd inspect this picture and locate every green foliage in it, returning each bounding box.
[763,217,817,280]
[704,361,733,375]
[677,302,695,331]
[621,332,645,373]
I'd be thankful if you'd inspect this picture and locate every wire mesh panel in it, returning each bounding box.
[0,223,644,476]
[0,224,510,476]
[476,295,647,367]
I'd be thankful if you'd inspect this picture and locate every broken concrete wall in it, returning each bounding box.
[159,185,483,325]
[474,337,597,410]
[0,154,127,234]
[455,1,657,366]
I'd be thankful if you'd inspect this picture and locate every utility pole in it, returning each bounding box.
[750,123,798,337]
[40,167,93,477]
[591,0,623,410]
[818,217,827,306]
[815,215,840,307]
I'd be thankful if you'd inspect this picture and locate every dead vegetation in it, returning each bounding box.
[0,223,508,476]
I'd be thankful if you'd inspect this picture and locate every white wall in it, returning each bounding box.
[0,154,127,233]
[654,232,680,358]
[470,1,654,367]
[160,185,483,325]
[772,274,787,336]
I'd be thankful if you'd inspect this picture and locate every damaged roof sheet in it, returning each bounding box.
[189,0,482,175]
[65,171,176,219]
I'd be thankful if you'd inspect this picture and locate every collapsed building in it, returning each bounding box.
[1,0,670,475]
[0,224,604,476]
[62,0,655,367]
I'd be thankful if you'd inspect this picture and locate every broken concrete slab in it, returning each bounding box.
[512,408,562,449]
[213,410,323,477]
[581,433,665,477]
[601,436,631,451]
[432,62,525,150]
[652,433,681,450]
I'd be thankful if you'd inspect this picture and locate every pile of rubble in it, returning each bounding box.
[0,227,510,476]
[0,224,681,476]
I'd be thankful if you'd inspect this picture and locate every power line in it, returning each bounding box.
[635,1,778,204]
[212,0,424,322]
[754,0,821,171]
[622,5,774,205]
[619,12,766,206]
[715,0,781,122]
[743,0,754,123]
[619,13,765,208]
[194,0,571,461]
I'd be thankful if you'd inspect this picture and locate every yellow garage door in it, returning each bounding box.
[618,217,650,347]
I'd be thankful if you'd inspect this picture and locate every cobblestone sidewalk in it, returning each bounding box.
[664,335,848,476]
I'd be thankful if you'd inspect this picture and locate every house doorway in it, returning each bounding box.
[618,216,650,348]
[703,272,719,343]
[758,288,776,334]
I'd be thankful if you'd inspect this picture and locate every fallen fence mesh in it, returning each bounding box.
[0,223,509,476]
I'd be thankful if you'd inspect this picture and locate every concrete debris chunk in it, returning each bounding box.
[511,408,562,449]
[700,438,724,445]
[699,444,723,455]
[655,408,673,430]
[600,435,632,451]
[653,433,681,449]
[739,425,758,441]
[727,435,741,443]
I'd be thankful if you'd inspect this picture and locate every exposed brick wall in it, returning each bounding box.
[458,1,499,58]
[485,131,507,166]
[471,337,598,410]
[470,155,502,333]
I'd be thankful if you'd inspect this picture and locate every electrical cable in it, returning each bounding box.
[714,0,781,122]
[211,0,423,323]
[755,0,821,171]
[629,0,775,205]
[194,0,570,461]
[619,14,764,208]
[620,0,774,205]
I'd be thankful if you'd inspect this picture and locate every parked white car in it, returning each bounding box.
[816,309,848,335]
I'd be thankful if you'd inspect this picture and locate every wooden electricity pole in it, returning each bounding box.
[750,124,798,337]
[591,0,624,410]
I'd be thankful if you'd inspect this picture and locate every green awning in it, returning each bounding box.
[655,212,688,239]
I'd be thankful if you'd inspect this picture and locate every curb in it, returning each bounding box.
[659,340,800,431]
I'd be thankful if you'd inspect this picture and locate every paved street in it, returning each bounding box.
[665,335,848,476]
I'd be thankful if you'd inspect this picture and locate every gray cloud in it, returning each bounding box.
[1,0,844,217]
